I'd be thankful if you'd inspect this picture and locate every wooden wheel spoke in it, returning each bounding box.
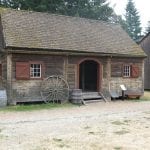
[58,92,66,100]
[45,91,53,99]
[42,87,53,92]
[41,75,69,103]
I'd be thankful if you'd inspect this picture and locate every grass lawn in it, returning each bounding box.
[131,91,150,101]
[0,102,76,112]
[0,91,150,112]
[142,91,150,100]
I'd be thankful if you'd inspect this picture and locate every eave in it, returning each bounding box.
[4,46,147,59]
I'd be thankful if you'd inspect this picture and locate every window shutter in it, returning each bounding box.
[16,62,29,79]
[131,65,139,78]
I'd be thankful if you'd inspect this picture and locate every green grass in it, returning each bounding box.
[53,138,63,142]
[114,130,130,135]
[140,91,150,100]
[114,147,122,150]
[129,91,150,102]
[112,121,125,125]
[0,102,75,112]
[53,138,70,148]
[88,131,95,135]
[112,120,131,126]
[84,126,91,129]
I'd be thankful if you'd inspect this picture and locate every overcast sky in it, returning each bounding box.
[108,0,150,32]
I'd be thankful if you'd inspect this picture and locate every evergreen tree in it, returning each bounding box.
[0,0,114,22]
[125,0,141,41]
[111,14,128,32]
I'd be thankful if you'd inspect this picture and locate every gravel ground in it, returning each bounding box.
[0,101,150,150]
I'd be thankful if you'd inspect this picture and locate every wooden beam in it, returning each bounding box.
[63,56,68,81]
[6,54,14,105]
[7,49,146,58]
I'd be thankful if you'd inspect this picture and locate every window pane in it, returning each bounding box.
[30,63,41,78]
[123,65,130,77]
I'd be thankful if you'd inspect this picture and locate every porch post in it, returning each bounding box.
[63,55,68,81]
[7,54,14,105]
[106,57,111,100]
[142,59,145,93]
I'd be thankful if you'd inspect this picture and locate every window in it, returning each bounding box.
[111,63,139,78]
[16,61,44,79]
[123,65,131,77]
[30,64,41,78]
[123,64,139,78]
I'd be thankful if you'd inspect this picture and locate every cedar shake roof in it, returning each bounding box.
[0,9,146,57]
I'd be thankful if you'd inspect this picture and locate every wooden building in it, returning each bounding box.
[139,33,150,89]
[0,9,146,105]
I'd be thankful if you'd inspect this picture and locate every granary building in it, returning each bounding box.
[0,9,146,105]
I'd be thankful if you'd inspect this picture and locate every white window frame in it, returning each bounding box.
[123,65,131,77]
[30,63,42,78]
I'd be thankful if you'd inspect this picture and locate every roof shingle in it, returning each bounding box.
[0,9,146,57]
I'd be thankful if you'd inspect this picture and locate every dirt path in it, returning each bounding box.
[0,101,150,150]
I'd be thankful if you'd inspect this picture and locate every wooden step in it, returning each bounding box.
[82,92,102,100]
[84,99,103,104]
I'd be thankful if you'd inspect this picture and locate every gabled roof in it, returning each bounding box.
[138,32,150,44]
[0,9,146,57]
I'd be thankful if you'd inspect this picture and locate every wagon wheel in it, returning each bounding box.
[40,76,69,103]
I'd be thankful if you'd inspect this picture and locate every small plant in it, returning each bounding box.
[144,117,150,120]
[53,138,70,148]
[84,126,91,129]
[114,130,129,135]
[53,138,62,142]
[58,143,70,148]
[114,147,122,150]
[88,131,95,135]
[112,121,125,125]
[124,120,131,123]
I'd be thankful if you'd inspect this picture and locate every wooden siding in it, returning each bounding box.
[11,54,65,102]
[111,63,122,77]
[2,53,144,103]
[1,55,7,88]
[140,35,150,89]
[110,58,144,96]
[111,59,142,78]
[0,19,4,50]
[67,64,76,89]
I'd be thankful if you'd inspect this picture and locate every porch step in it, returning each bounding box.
[82,92,102,100]
[84,99,103,104]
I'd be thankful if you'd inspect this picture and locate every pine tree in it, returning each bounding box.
[125,0,141,41]
[0,0,114,22]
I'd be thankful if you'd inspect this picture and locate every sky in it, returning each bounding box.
[108,0,150,32]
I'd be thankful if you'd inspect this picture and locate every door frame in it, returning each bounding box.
[77,58,102,92]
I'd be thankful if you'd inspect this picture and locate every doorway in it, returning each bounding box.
[79,60,99,92]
